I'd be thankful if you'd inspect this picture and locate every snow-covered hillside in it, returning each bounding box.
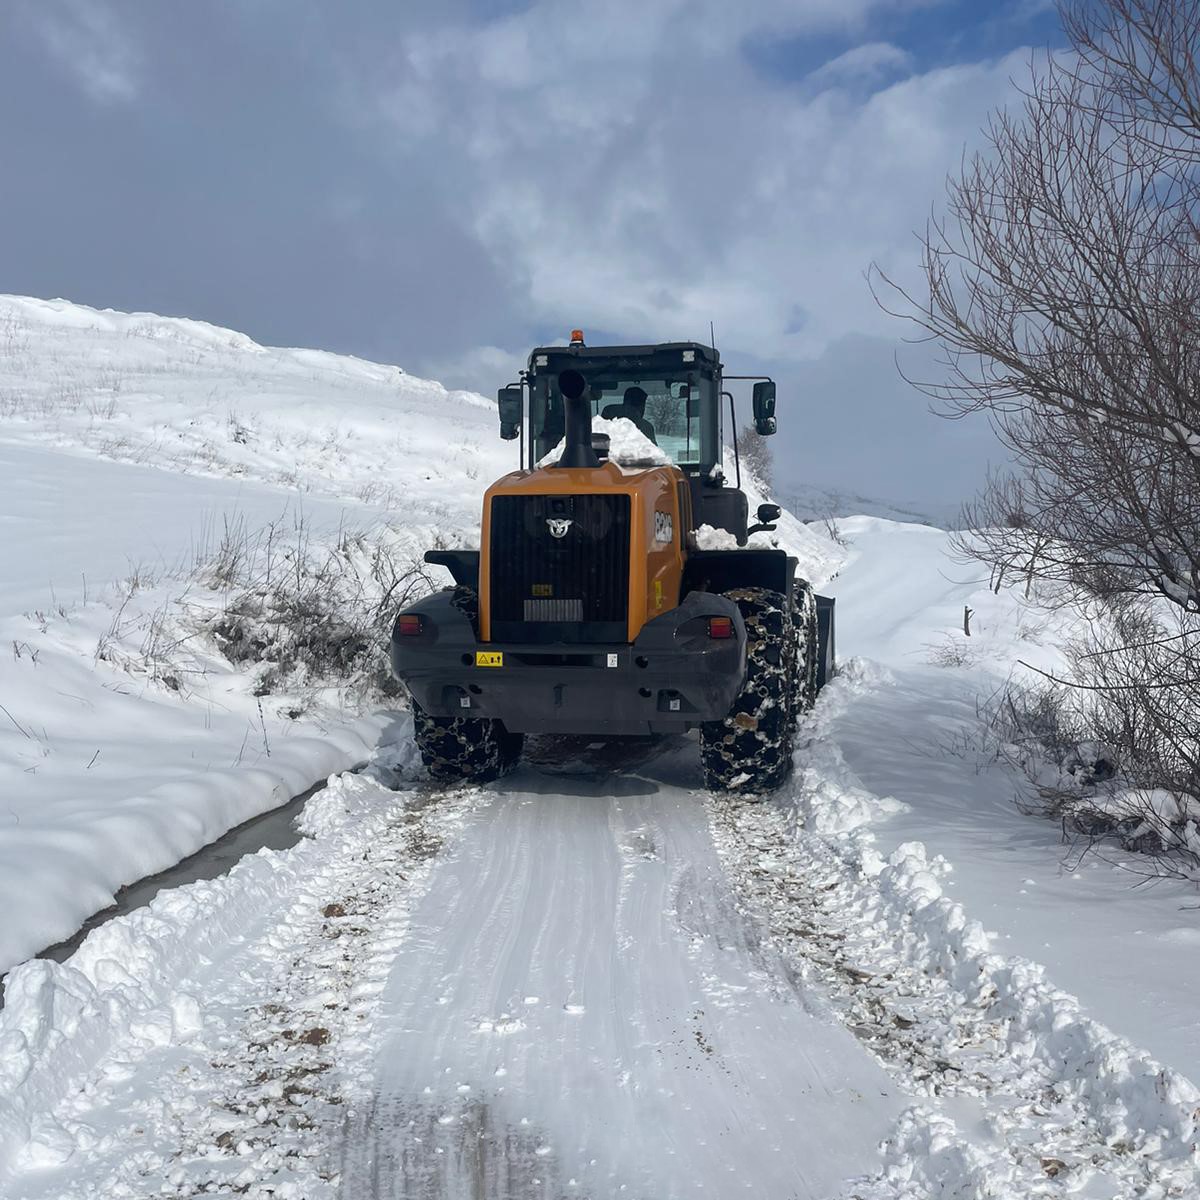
[0,296,494,975]
[0,298,1198,1198]
[0,295,508,524]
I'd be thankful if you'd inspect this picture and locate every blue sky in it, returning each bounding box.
[746,0,1061,82]
[0,1,1067,521]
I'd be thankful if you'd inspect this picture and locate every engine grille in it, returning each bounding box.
[490,494,630,644]
[523,597,584,622]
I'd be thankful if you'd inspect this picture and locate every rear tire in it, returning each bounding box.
[700,588,796,793]
[411,703,524,784]
[407,585,524,784]
[792,579,819,715]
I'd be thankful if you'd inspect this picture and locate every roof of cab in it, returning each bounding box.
[527,341,720,368]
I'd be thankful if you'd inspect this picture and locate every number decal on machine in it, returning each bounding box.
[654,511,674,543]
[475,651,504,668]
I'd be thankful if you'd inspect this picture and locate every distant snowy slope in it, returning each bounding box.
[777,483,943,528]
[829,515,1071,675]
[0,294,511,536]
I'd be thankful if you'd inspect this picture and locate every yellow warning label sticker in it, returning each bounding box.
[532,583,553,597]
[654,579,664,609]
[475,651,504,668]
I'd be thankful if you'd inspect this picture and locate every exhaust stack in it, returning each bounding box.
[555,369,600,469]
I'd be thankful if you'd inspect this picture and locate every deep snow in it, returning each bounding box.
[827,516,1200,1088]
[0,294,503,973]
[0,297,1198,1196]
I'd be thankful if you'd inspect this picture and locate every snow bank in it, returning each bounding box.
[0,552,397,975]
[792,667,1200,1196]
[0,750,419,1182]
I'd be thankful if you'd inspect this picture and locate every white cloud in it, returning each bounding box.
[806,42,914,89]
[418,343,522,396]
[353,2,1026,367]
[21,0,141,104]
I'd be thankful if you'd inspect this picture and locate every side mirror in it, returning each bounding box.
[498,385,523,441]
[747,501,781,537]
[752,380,776,436]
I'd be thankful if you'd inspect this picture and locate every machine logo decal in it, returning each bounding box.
[546,517,573,539]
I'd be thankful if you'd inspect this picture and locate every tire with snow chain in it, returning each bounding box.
[409,586,524,784]
[411,702,523,784]
[791,579,819,716]
[700,587,797,793]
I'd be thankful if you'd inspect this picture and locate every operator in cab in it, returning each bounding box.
[601,386,658,444]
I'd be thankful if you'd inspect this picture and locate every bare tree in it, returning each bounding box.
[871,0,1200,597]
[873,0,1200,843]
[738,422,774,493]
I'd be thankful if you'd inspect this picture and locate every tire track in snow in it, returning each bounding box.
[337,754,900,1199]
[710,660,1200,1199]
[0,736,898,1197]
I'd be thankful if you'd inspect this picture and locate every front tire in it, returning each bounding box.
[792,579,819,716]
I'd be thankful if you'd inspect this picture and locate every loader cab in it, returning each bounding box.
[516,341,754,541]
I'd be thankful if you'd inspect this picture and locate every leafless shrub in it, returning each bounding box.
[194,514,260,591]
[875,0,1200,615]
[822,514,851,549]
[202,519,435,702]
[978,667,1200,880]
[87,390,120,421]
[94,591,134,666]
[925,635,977,668]
[0,315,31,372]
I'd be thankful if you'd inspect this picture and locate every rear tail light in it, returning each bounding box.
[397,614,423,637]
[708,616,734,639]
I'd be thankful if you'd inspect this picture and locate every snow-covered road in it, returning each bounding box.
[1,739,903,1199]
[8,708,1198,1199]
[339,746,898,1199]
